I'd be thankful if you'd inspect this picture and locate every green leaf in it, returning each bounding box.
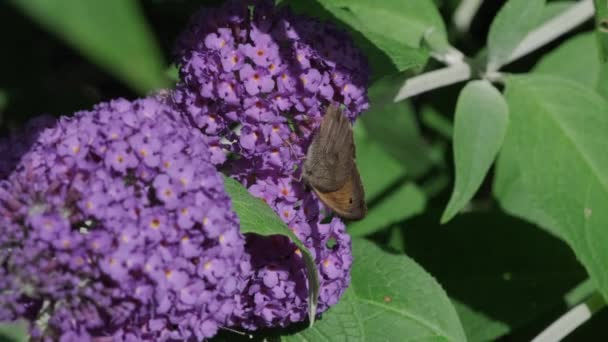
[493,147,561,237]
[222,176,320,326]
[494,74,608,301]
[314,0,446,72]
[421,105,453,140]
[284,238,467,342]
[390,211,586,341]
[353,122,405,201]
[487,0,545,70]
[362,75,437,178]
[350,121,427,237]
[599,62,608,100]
[10,0,168,94]
[537,1,576,26]
[348,182,426,237]
[596,62,608,99]
[534,32,601,88]
[450,301,509,342]
[0,321,28,342]
[565,279,596,307]
[441,80,508,224]
[594,0,608,62]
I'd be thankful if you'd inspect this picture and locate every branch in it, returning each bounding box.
[394,0,595,102]
[508,0,595,64]
[532,292,606,342]
[453,0,484,33]
[393,63,471,102]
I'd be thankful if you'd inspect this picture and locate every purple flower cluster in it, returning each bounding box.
[0,96,251,341]
[173,0,369,329]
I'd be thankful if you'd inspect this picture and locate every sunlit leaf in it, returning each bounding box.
[283,239,467,341]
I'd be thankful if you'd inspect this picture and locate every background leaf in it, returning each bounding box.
[10,0,168,94]
[383,211,587,341]
[222,176,320,325]
[362,75,437,178]
[494,75,608,302]
[533,32,601,88]
[348,182,426,237]
[537,1,576,26]
[353,122,406,201]
[487,0,545,70]
[599,62,608,100]
[312,0,446,73]
[441,80,508,223]
[284,238,467,342]
[349,122,427,237]
[421,105,453,139]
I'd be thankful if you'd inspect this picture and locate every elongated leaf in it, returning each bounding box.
[348,183,425,237]
[10,0,168,94]
[354,122,405,201]
[284,238,467,342]
[362,75,436,178]
[314,0,446,72]
[222,176,320,326]
[487,0,545,70]
[421,105,453,139]
[351,122,427,236]
[534,32,601,88]
[441,80,508,224]
[494,75,608,301]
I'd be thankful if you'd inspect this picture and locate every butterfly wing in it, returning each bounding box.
[313,166,367,220]
[303,104,354,192]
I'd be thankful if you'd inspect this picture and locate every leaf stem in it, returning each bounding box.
[453,0,484,33]
[393,63,471,102]
[507,0,595,65]
[532,292,606,342]
[394,0,594,101]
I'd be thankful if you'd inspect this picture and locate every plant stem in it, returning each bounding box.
[508,0,595,64]
[532,292,606,342]
[394,0,595,101]
[453,0,484,33]
[393,63,471,102]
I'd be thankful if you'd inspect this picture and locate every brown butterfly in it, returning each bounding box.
[302,104,367,220]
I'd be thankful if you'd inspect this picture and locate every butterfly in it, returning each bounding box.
[302,104,367,220]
